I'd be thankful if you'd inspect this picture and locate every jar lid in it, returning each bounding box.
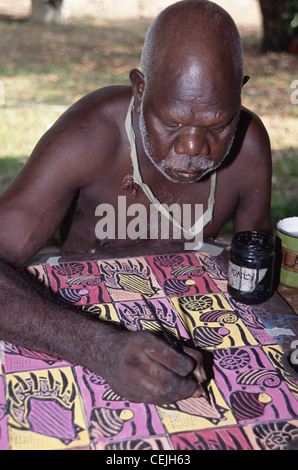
[231,231,275,256]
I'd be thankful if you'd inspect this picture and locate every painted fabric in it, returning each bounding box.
[0,252,298,450]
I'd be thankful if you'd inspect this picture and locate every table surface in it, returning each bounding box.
[278,284,298,316]
[1,243,298,450]
[34,242,298,315]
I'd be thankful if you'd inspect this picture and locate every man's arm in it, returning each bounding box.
[0,108,90,265]
[233,110,273,234]
[0,257,204,404]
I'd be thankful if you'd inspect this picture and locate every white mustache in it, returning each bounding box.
[170,155,214,172]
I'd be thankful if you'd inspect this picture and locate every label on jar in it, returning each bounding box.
[228,261,268,293]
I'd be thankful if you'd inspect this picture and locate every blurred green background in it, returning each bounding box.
[0,3,297,244]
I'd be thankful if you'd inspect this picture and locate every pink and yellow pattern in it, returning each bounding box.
[0,252,298,450]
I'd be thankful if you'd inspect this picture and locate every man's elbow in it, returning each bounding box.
[0,238,39,267]
[0,249,26,268]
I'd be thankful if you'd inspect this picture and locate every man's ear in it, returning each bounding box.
[242,75,250,87]
[129,69,145,114]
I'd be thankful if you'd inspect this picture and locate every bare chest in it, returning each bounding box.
[62,142,241,251]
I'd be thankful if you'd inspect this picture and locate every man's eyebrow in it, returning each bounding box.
[155,104,238,127]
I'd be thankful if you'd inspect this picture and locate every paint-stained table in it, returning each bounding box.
[1,243,298,450]
[278,284,298,316]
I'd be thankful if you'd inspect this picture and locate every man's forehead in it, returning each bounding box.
[141,2,244,106]
[145,62,240,119]
[155,52,238,93]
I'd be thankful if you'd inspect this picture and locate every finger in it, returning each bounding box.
[141,374,199,405]
[144,336,196,377]
[182,345,207,383]
[191,387,204,399]
[123,357,199,404]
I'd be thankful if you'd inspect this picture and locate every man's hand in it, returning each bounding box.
[101,330,206,405]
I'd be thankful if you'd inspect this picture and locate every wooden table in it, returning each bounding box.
[278,284,298,316]
[1,243,298,451]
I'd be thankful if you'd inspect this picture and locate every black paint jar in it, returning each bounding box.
[228,231,275,305]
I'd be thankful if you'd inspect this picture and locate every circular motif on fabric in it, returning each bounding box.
[55,263,85,276]
[180,295,213,311]
[153,255,184,267]
[217,349,251,370]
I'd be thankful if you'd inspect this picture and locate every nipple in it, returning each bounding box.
[121,175,140,198]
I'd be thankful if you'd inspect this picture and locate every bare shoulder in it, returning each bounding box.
[230,107,272,233]
[59,85,131,132]
[238,106,271,164]
[0,86,133,264]
[41,86,132,175]
[8,85,134,198]
[231,106,272,192]
[220,106,272,186]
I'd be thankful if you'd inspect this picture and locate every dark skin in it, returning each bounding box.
[0,2,272,404]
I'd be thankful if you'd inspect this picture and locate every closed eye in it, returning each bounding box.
[211,125,227,134]
[211,113,237,134]
[165,121,181,129]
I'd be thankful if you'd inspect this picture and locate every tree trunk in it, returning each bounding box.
[30,0,69,24]
[259,0,288,51]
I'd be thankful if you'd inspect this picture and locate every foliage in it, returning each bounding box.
[258,0,298,51]
[282,0,298,42]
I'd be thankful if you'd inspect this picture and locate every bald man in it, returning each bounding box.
[0,0,272,404]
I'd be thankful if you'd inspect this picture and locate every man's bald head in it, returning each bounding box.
[129,1,246,184]
[141,0,244,95]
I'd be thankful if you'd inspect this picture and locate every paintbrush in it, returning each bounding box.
[141,295,211,404]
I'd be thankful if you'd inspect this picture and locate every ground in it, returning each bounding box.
[0,0,262,31]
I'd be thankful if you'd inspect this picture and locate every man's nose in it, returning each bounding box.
[174,130,210,157]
